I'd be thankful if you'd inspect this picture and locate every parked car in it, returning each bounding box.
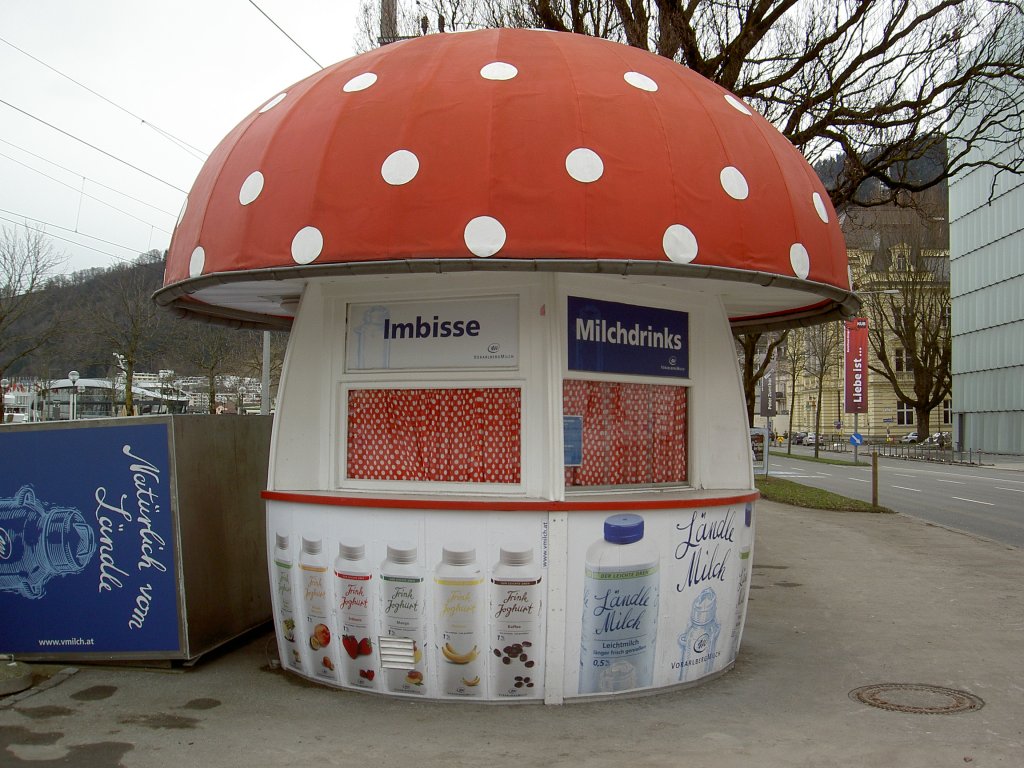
[803,432,819,446]
[922,431,952,448]
[791,431,808,445]
[899,431,919,443]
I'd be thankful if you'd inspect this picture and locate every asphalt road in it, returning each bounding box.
[764,446,1024,548]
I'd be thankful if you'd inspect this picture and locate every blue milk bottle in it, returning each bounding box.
[579,514,659,694]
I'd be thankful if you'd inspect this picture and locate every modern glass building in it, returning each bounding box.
[949,107,1024,454]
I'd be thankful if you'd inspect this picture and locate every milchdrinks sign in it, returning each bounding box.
[567,296,689,378]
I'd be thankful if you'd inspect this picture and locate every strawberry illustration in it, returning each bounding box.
[342,635,359,660]
[357,637,373,656]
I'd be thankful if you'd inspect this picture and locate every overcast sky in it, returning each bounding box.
[1,0,360,273]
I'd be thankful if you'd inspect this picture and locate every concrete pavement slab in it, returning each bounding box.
[2,500,1022,767]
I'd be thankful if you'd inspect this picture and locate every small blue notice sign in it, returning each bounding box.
[850,433,864,446]
[563,415,583,466]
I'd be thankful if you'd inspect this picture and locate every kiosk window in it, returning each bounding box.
[347,387,521,483]
[563,380,687,487]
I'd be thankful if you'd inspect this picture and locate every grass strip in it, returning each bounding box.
[773,451,868,467]
[755,475,893,513]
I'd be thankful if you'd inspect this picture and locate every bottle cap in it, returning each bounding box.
[275,533,289,550]
[301,537,322,555]
[499,543,534,565]
[690,587,718,625]
[441,544,476,565]
[338,541,365,560]
[603,513,644,544]
[43,510,96,574]
[386,543,417,564]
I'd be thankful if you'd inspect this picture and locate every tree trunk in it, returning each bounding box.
[915,406,931,442]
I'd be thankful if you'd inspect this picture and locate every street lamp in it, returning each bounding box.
[237,385,247,415]
[68,370,80,420]
[1,378,8,423]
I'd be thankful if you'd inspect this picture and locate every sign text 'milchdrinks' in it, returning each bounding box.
[567,296,689,379]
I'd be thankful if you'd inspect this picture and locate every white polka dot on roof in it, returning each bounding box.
[720,166,749,200]
[663,224,699,264]
[258,93,286,113]
[189,247,205,278]
[381,150,419,185]
[790,243,810,279]
[292,226,324,265]
[724,94,752,115]
[813,192,830,223]
[239,171,264,205]
[480,62,518,80]
[565,148,604,183]
[624,72,658,92]
[343,73,377,92]
[464,216,506,258]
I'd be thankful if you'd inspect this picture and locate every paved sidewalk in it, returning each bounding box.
[2,500,1022,768]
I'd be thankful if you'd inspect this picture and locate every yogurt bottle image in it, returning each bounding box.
[579,514,659,694]
[334,541,376,689]
[272,533,302,671]
[379,543,428,695]
[490,543,543,698]
[299,537,337,681]
[434,544,485,697]
[678,587,722,682]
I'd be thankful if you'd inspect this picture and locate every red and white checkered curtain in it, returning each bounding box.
[347,388,521,483]
[563,381,687,487]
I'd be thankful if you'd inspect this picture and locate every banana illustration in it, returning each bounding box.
[442,643,479,664]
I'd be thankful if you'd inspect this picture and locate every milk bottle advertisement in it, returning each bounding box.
[267,502,547,700]
[0,424,180,655]
[566,503,754,697]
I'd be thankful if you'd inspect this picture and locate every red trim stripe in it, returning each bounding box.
[261,490,758,511]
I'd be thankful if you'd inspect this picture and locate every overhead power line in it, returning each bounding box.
[0,98,189,194]
[0,34,208,161]
[0,148,176,233]
[0,212,143,264]
[247,0,324,69]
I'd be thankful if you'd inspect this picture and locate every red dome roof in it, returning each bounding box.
[157,28,857,330]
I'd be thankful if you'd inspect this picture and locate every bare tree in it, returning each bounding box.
[178,322,247,414]
[359,1,1024,208]
[854,204,952,442]
[90,255,167,415]
[780,327,806,454]
[803,321,843,458]
[735,330,788,426]
[0,224,67,378]
[234,330,289,410]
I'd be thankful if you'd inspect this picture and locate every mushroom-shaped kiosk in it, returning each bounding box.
[158,29,856,703]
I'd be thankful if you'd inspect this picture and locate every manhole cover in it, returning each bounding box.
[850,683,984,715]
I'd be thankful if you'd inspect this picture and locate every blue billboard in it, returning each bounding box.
[567,296,689,378]
[0,423,180,654]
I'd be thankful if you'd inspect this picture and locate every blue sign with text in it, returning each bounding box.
[0,423,180,654]
[567,296,689,378]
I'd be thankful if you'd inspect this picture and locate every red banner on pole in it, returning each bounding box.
[844,317,868,414]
